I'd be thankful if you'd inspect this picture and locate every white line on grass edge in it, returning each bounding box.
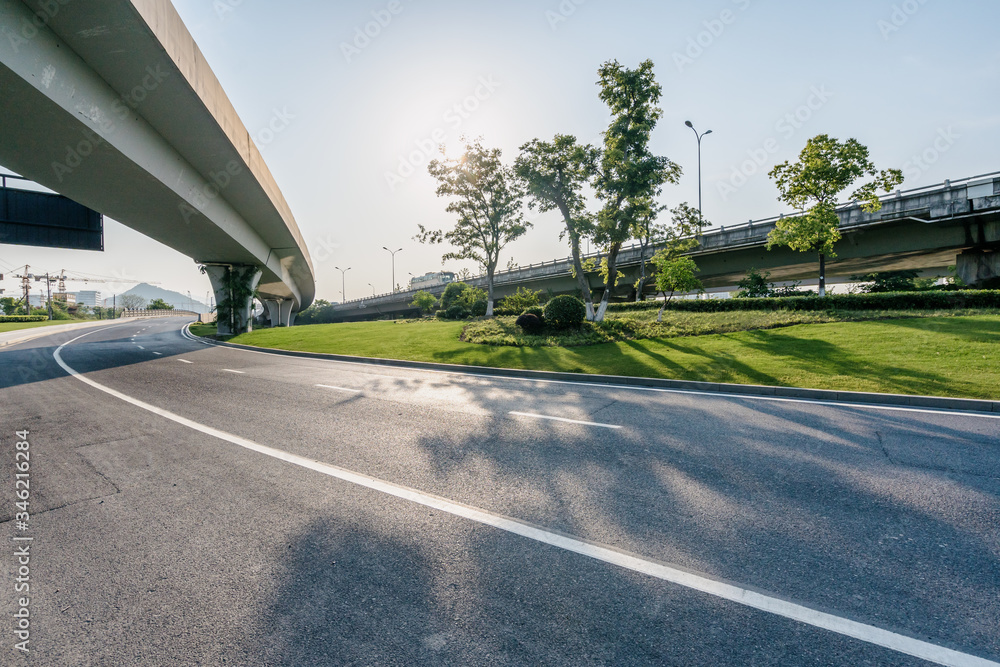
[180,324,1000,422]
[56,329,998,666]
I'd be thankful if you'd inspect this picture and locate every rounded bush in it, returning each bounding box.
[515,313,544,334]
[543,295,586,329]
[469,299,487,317]
[445,303,470,320]
[522,306,544,321]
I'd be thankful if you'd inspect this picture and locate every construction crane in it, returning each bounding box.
[1,266,160,315]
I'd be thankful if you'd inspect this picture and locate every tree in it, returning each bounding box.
[651,255,702,322]
[118,294,147,310]
[591,59,682,320]
[735,268,773,298]
[418,139,529,317]
[0,296,22,316]
[634,202,706,300]
[515,135,601,319]
[148,298,174,310]
[410,290,437,315]
[767,135,903,296]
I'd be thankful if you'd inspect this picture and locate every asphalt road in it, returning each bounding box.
[1,316,998,666]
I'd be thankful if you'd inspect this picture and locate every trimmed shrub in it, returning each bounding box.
[606,290,1000,313]
[445,303,470,320]
[515,313,544,334]
[469,299,488,317]
[440,282,470,310]
[0,315,49,323]
[523,306,544,321]
[544,295,586,329]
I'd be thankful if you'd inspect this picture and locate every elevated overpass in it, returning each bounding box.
[329,172,1000,321]
[0,0,314,332]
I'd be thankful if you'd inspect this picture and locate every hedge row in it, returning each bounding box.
[0,315,49,322]
[606,290,1000,313]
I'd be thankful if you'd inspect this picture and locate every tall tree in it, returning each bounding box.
[767,134,903,296]
[515,135,601,320]
[633,202,707,300]
[591,59,681,320]
[418,139,529,317]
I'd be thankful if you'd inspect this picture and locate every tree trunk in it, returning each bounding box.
[569,235,595,321]
[594,242,622,322]
[818,252,826,297]
[486,267,495,317]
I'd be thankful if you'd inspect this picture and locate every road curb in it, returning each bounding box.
[190,330,1000,415]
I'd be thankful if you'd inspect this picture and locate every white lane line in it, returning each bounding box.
[52,330,998,667]
[222,369,245,374]
[183,325,999,422]
[178,359,193,364]
[510,411,621,430]
[152,352,162,356]
[137,346,145,350]
[316,384,362,393]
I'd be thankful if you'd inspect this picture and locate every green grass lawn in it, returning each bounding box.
[221,315,1000,400]
[0,319,98,334]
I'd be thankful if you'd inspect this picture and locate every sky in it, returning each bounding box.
[3,0,999,304]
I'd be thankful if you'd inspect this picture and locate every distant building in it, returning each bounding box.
[75,290,101,307]
[409,271,455,290]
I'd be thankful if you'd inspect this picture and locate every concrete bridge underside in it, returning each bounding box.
[0,0,314,332]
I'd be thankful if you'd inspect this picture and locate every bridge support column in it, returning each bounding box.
[203,265,262,335]
[956,249,1000,288]
[263,298,295,327]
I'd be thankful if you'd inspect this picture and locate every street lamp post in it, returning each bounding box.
[334,266,351,302]
[684,120,713,232]
[382,246,402,293]
[368,282,376,297]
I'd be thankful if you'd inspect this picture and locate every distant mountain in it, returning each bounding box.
[110,283,208,311]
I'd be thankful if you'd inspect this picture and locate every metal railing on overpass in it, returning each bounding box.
[120,309,199,319]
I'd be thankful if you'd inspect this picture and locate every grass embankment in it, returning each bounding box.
[0,319,96,334]
[217,311,1000,400]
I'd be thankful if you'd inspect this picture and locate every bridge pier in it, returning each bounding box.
[956,249,1000,288]
[263,298,296,327]
[203,265,262,335]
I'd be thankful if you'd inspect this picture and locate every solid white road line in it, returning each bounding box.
[178,359,193,364]
[222,369,245,374]
[52,330,999,667]
[181,325,1000,422]
[137,346,145,350]
[510,411,622,430]
[152,352,162,356]
[316,384,362,393]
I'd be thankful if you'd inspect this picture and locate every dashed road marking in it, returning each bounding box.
[222,369,245,374]
[178,359,193,364]
[510,411,622,430]
[316,384,362,393]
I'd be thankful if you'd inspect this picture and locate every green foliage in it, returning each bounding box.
[444,303,470,320]
[497,286,542,313]
[523,306,545,320]
[148,298,174,310]
[0,297,24,316]
[851,270,921,293]
[409,290,438,314]
[0,315,48,322]
[767,135,904,258]
[515,312,544,334]
[543,295,587,329]
[591,59,682,318]
[736,268,774,298]
[419,139,529,315]
[440,282,470,310]
[200,265,259,334]
[606,290,1000,313]
[515,135,600,308]
[651,255,702,300]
